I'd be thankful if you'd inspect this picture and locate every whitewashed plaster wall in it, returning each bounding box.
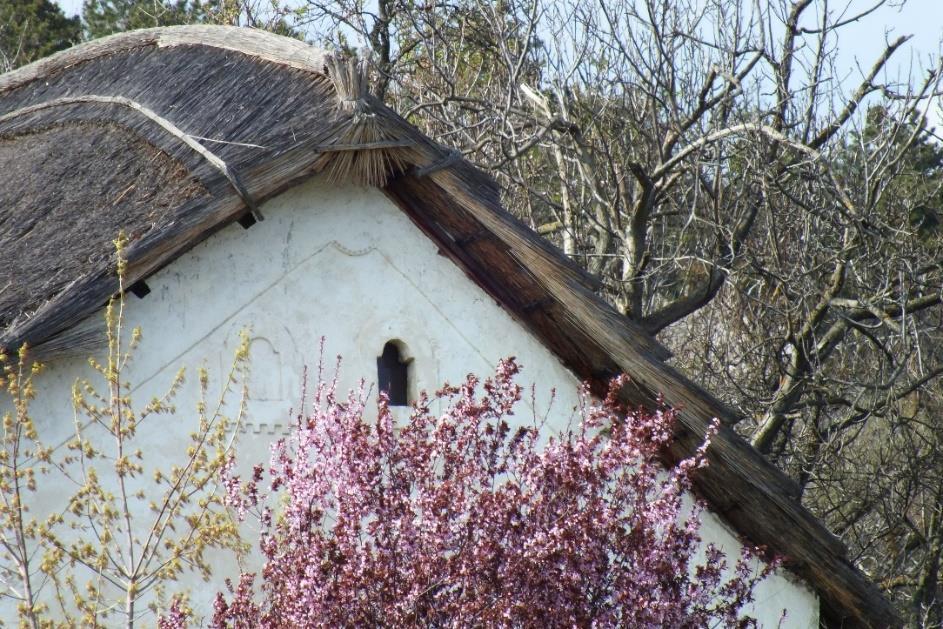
[11,177,818,627]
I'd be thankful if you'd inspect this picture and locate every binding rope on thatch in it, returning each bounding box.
[323,56,412,186]
[0,95,262,218]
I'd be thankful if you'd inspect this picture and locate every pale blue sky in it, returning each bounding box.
[56,0,83,18]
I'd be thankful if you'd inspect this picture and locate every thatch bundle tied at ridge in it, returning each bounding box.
[320,55,412,186]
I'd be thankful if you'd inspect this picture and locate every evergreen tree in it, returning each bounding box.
[82,0,215,39]
[0,0,81,70]
[82,0,298,40]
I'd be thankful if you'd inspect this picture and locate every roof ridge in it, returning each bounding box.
[0,25,333,94]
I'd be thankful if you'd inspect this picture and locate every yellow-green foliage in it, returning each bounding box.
[0,234,251,628]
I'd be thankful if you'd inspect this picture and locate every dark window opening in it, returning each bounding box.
[377,341,409,406]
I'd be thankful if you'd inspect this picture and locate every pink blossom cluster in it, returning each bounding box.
[169,358,774,627]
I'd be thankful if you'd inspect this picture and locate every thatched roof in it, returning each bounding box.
[0,26,897,626]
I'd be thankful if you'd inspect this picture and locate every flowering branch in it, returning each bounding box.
[174,357,776,628]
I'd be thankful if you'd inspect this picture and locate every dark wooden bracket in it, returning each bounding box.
[237,209,263,229]
[128,280,151,298]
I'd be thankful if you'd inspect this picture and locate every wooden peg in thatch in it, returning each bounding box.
[322,55,412,187]
[413,148,463,178]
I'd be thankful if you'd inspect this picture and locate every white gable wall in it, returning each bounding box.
[14,177,818,626]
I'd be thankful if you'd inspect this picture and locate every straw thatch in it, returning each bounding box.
[0,26,897,627]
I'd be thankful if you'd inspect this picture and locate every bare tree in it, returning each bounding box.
[11,0,943,621]
[280,1,943,620]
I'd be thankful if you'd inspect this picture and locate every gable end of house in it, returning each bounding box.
[0,25,899,627]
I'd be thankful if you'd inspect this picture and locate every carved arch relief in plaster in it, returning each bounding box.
[220,323,301,438]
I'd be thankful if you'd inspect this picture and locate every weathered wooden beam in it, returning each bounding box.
[386,172,900,629]
[453,230,489,247]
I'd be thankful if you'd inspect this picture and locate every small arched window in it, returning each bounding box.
[377,341,409,406]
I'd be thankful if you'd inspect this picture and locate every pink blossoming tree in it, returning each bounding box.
[168,358,775,628]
